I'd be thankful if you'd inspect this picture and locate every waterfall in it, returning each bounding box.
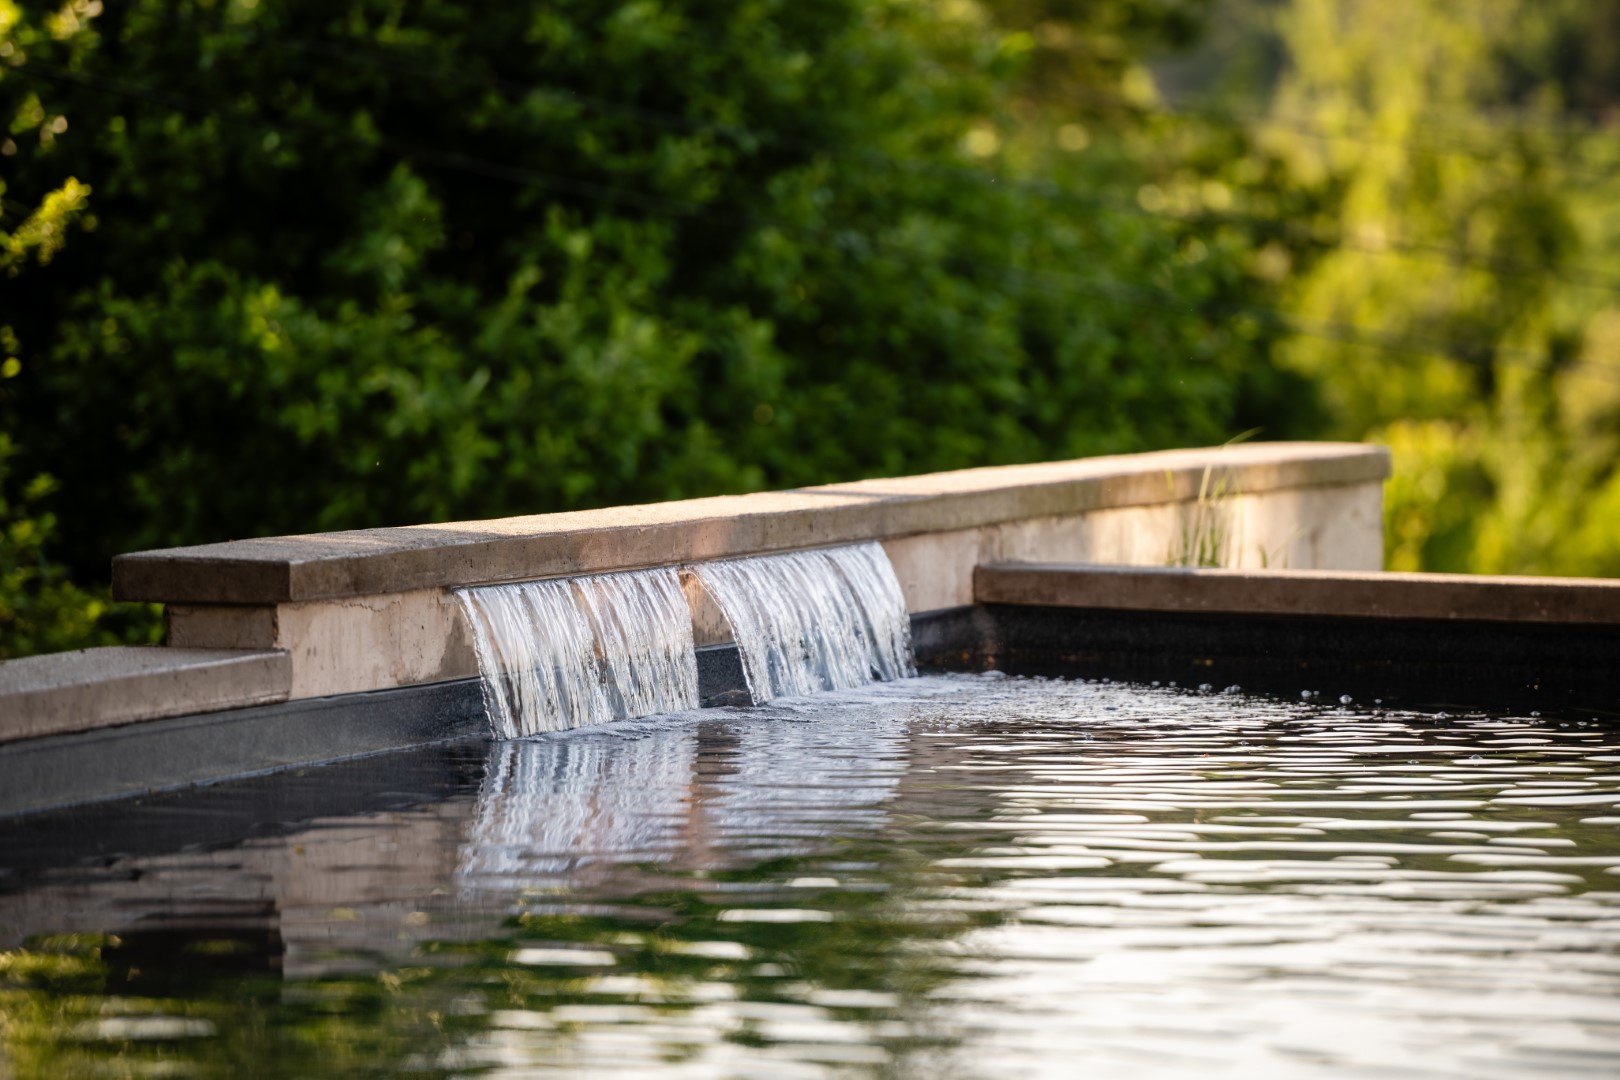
[689,541,915,704]
[454,567,698,738]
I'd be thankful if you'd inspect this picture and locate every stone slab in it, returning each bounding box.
[113,442,1389,605]
[0,647,291,743]
[160,478,1385,700]
[974,563,1620,625]
[885,480,1383,615]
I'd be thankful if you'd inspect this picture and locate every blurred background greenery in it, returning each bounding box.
[1,0,1617,658]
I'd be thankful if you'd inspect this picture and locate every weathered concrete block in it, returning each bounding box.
[159,446,1390,699]
[112,442,1391,606]
[0,647,290,743]
[882,479,1384,615]
[974,563,1620,624]
[167,589,476,700]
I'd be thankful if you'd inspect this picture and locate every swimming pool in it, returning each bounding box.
[2,674,1617,1078]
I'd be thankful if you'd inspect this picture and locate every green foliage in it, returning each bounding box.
[1256,0,1620,575]
[0,175,90,275]
[0,434,161,658]
[1164,460,1237,568]
[0,0,1300,611]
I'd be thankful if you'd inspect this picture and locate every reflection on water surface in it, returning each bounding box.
[1,674,1618,1078]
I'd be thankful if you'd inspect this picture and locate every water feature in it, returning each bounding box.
[690,541,915,703]
[454,567,698,737]
[454,543,913,736]
[3,676,1617,1077]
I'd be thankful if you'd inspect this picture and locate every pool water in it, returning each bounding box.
[2,674,1618,1078]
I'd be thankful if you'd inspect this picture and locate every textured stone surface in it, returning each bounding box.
[114,442,1390,605]
[885,480,1384,614]
[165,604,278,649]
[0,647,290,743]
[166,588,475,699]
[162,478,1385,699]
[975,563,1620,624]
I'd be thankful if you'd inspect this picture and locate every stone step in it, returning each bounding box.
[0,647,290,743]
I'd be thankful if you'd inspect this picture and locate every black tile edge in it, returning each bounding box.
[0,739,494,880]
[911,606,999,671]
[696,643,751,707]
[980,604,1620,714]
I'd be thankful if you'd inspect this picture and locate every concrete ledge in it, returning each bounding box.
[157,474,1385,701]
[0,647,291,743]
[975,563,1620,625]
[113,442,1389,605]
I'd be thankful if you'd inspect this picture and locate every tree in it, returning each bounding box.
[1260,0,1620,574]
[0,1,1299,649]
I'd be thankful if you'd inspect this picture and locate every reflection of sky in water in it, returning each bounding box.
[451,676,1620,1080]
[697,711,907,855]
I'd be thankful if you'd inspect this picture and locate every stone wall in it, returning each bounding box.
[2,442,1390,736]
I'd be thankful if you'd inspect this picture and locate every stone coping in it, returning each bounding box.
[974,563,1620,625]
[113,442,1389,605]
[0,647,291,743]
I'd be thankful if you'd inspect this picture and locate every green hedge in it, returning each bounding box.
[0,0,1304,654]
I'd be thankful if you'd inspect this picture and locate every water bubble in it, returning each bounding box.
[1300,690,1313,701]
[1374,698,1383,705]
[1151,681,1161,688]
[1530,711,1541,718]
[1339,695,1353,705]
[1198,683,1213,693]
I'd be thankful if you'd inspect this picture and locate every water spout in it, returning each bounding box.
[454,567,698,738]
[690,541,915,703]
